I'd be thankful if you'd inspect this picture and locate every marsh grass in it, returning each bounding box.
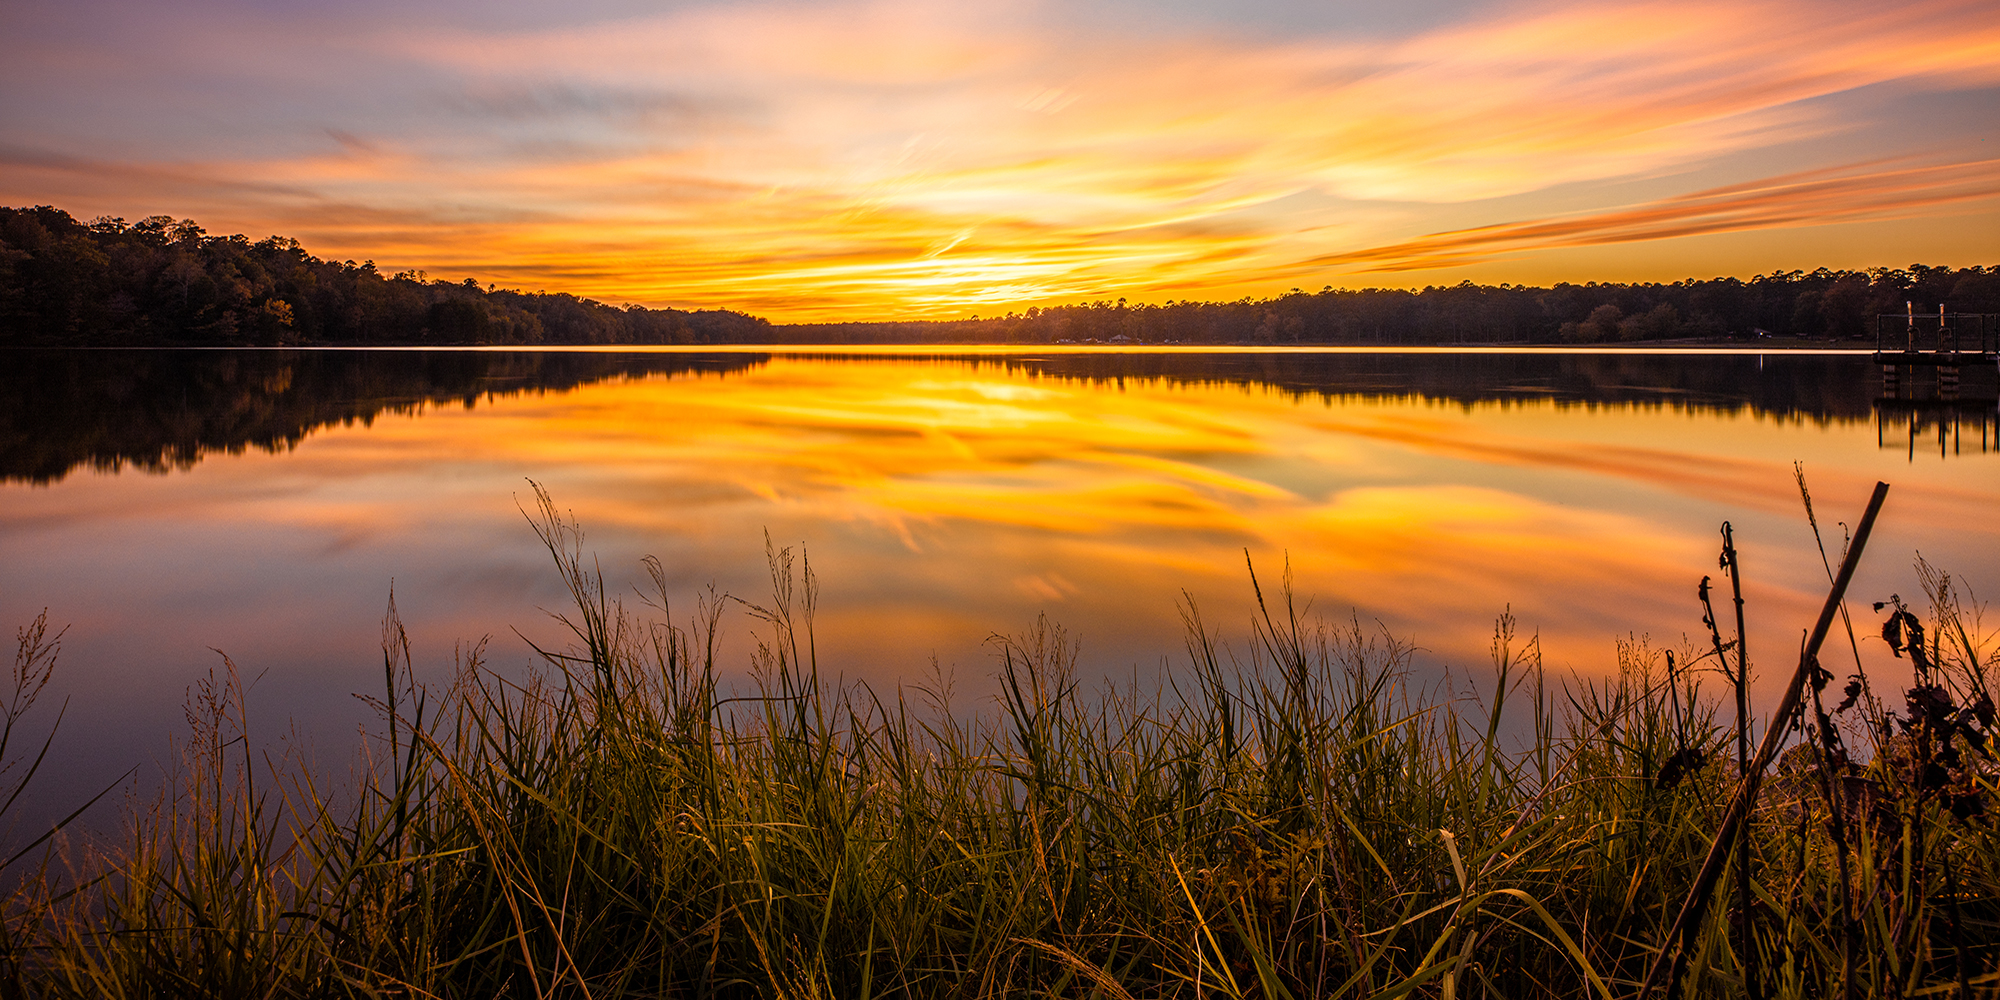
[2,483,1996,998]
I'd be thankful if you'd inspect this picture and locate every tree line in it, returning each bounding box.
[0,206,769,346]
[4,205,1994,346]
[792,267,2000,345]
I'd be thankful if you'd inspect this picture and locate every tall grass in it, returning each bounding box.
[3,483,1996,998]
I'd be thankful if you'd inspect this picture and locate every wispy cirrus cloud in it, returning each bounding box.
[1314,157,2000,272]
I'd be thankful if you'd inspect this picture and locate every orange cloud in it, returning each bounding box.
[1313,157,2000,271]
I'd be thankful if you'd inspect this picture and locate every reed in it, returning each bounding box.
[2,482,1995,998]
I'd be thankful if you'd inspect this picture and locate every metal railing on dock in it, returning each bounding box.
[1875,307,1999,397]
[1874,308,1998,360]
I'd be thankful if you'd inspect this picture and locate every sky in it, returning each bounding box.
[3,0,1998,320]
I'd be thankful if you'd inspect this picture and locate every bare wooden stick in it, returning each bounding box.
[1721,523,1761,1000]
[1639,480,1890,1000]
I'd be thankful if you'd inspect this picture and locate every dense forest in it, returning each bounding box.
[3,204,1995,345]
[0,206,770,346]
[797,265,2000,345]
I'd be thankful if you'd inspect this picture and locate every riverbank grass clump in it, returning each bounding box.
[3,485,1997,998]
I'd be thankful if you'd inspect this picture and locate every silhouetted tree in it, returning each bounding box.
[0,207,762,347]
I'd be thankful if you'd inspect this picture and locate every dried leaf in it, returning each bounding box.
[1836,678,1863,714]
[1655,747,1707,790]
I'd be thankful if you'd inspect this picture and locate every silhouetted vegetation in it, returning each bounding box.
[784,267,2000,345]
[0,207,769,346]
[4,205,1995,346]
[0,484,1993,997]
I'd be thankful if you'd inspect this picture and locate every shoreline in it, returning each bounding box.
[1,338,1883,354]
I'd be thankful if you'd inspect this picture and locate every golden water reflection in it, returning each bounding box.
[1,352,1994,807]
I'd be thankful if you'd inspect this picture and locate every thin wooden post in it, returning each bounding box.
[1721,523,1759,1000]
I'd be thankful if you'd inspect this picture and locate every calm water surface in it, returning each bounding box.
[1,347,1995,825]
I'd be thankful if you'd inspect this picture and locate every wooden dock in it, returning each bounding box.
[1875,308,1999,396]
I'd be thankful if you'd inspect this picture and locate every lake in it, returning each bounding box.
[1,346,1994,828]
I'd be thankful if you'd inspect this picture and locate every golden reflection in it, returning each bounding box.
[4,355,1994,714]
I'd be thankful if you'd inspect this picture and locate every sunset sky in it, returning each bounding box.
[3,0,1997,320]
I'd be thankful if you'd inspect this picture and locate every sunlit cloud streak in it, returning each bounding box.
[3,0,1997,315]
[1314,158,2000,271]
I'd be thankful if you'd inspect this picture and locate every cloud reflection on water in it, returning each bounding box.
[0,352,1993,825]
